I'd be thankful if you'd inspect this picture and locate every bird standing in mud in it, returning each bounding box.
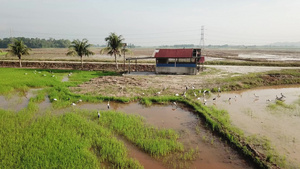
[97,111,101,118]
[107,101,110,109]
[172,102,178,109]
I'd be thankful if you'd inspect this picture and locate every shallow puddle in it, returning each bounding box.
[62,75,69,82]
[205,85,300,166]
[0,89,41,112]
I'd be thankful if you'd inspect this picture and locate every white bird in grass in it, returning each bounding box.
[97,111,101,118]
[71,103,76,106]
[175,93,179,96]
[107,102,110,109]
[53,98,57,101]
[194,92,197,97]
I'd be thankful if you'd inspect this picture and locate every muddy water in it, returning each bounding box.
[62,75,69,82]
[74,102,254,169]
[206,85,300,166]
[0,89,40,112]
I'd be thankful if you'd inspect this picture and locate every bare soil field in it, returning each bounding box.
[71,65,298,98]
[1,47,300,63]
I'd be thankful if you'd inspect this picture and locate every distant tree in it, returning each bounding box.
[101,33,124,70]
[66,39,94,69]
[7,40,31,67]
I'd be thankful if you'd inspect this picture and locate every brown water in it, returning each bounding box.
[204,85,300,167]
[73,102,254,169]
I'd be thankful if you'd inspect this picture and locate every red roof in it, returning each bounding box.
[154,49,194,58]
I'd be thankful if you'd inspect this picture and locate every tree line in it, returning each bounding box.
[0,37,71,48]
[7,33,130,70]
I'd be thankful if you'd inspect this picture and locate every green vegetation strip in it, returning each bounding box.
[0,105,144,168]
[0,52,7,56]
[0,101,185,168]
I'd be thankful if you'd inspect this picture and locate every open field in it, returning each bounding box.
[1,47,300,169]
[1,47,300,64]
[1,66,300,168]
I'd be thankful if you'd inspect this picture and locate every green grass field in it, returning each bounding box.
[0,67,191,169]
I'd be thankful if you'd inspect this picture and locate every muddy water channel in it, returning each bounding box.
[63,102,253,169]
[207,85,300,167]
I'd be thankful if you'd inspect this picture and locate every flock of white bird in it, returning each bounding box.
[172,85,287,107]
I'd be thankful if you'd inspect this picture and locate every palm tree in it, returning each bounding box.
[121,44,133,71]
[66,39,94,69]
[7,40,31,67]
[101,33,124,70]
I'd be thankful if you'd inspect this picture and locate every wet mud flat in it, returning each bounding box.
[207,85,300,167]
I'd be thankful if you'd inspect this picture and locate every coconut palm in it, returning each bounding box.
[121,44,133,71]
[66,39,94,69]
[101,33,124,70]
[7,40,31,67]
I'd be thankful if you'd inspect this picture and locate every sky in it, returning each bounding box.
[1,0,300,46]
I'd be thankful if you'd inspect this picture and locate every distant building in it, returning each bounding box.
[154,48,204,75]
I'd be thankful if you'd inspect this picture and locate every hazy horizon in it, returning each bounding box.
[1,0,300,47]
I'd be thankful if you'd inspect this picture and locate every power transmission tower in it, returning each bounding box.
[200,26,205,49]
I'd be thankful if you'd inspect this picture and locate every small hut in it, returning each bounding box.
[154,48,203,75]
